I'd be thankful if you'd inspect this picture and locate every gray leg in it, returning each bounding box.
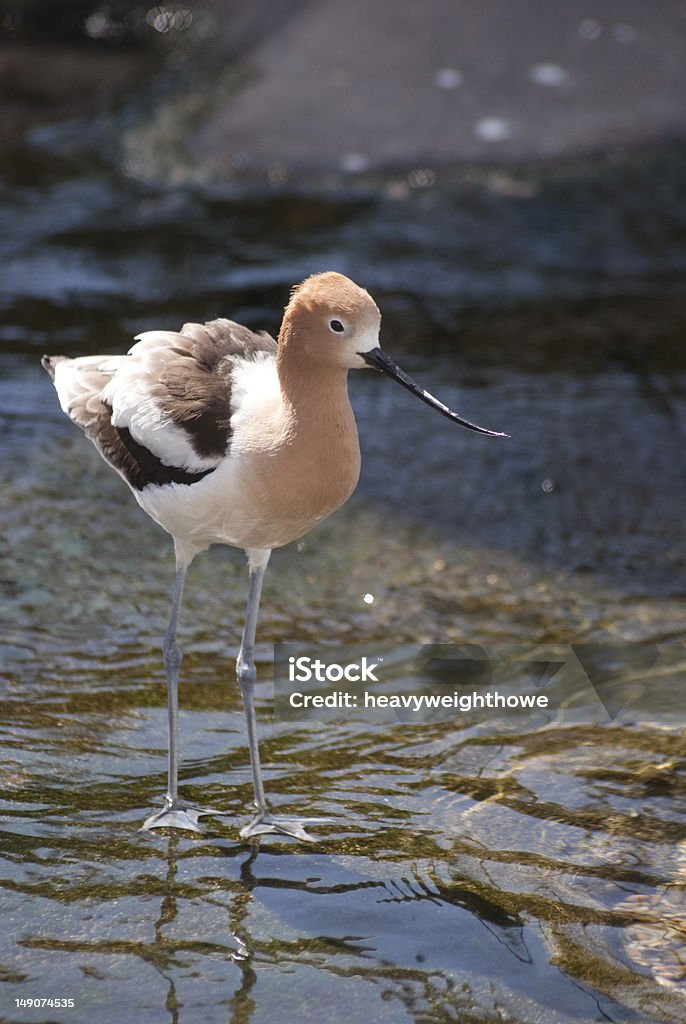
[236,562,269,816]
[142,559,222,832]
[238,551,331,842]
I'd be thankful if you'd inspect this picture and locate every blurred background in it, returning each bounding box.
[1,3,686,1023]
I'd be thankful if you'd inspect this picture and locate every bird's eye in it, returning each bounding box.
[329,319,345,334]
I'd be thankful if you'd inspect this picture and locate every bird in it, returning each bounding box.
[42,271,507,841]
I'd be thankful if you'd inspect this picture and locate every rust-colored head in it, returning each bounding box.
[278,272,381,371]
[277,271,508,437]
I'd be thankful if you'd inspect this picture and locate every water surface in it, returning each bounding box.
[1,123,685,1023]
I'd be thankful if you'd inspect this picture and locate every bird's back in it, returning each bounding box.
[42,319,277,493]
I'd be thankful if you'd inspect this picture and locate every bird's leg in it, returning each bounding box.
[236,562,269,818]
[238,553,331,842]
[142,561,222,832]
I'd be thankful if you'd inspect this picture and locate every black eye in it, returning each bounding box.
[329,319,345,333]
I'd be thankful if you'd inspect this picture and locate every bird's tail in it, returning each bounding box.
[41,354,67,381]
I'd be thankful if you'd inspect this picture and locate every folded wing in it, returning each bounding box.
[42,319,278,491]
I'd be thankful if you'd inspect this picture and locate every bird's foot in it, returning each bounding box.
[141,803,225,833]
[240,811,333,842]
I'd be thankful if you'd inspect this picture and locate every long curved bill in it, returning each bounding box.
[360,347,509,438]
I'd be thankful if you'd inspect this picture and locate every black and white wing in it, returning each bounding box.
[42,319,278,492]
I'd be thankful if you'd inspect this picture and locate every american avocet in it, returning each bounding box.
[42,272,506,840]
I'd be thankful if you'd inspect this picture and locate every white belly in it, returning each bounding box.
[135,441,359,557]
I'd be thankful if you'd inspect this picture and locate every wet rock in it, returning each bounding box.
[127,0,686,181]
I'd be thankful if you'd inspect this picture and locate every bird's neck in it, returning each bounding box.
[276,331,353,425]
[275,336,361,499]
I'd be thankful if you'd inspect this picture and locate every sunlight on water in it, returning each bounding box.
[2,384,685,1021]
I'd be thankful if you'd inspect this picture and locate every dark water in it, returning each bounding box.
[1,96,686,1024]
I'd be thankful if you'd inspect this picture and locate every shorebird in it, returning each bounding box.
[42,272,506,840]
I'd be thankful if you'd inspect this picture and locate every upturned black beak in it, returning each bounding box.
[359,348,509,438]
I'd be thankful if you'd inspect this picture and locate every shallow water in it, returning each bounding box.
[1,117,686,1023]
